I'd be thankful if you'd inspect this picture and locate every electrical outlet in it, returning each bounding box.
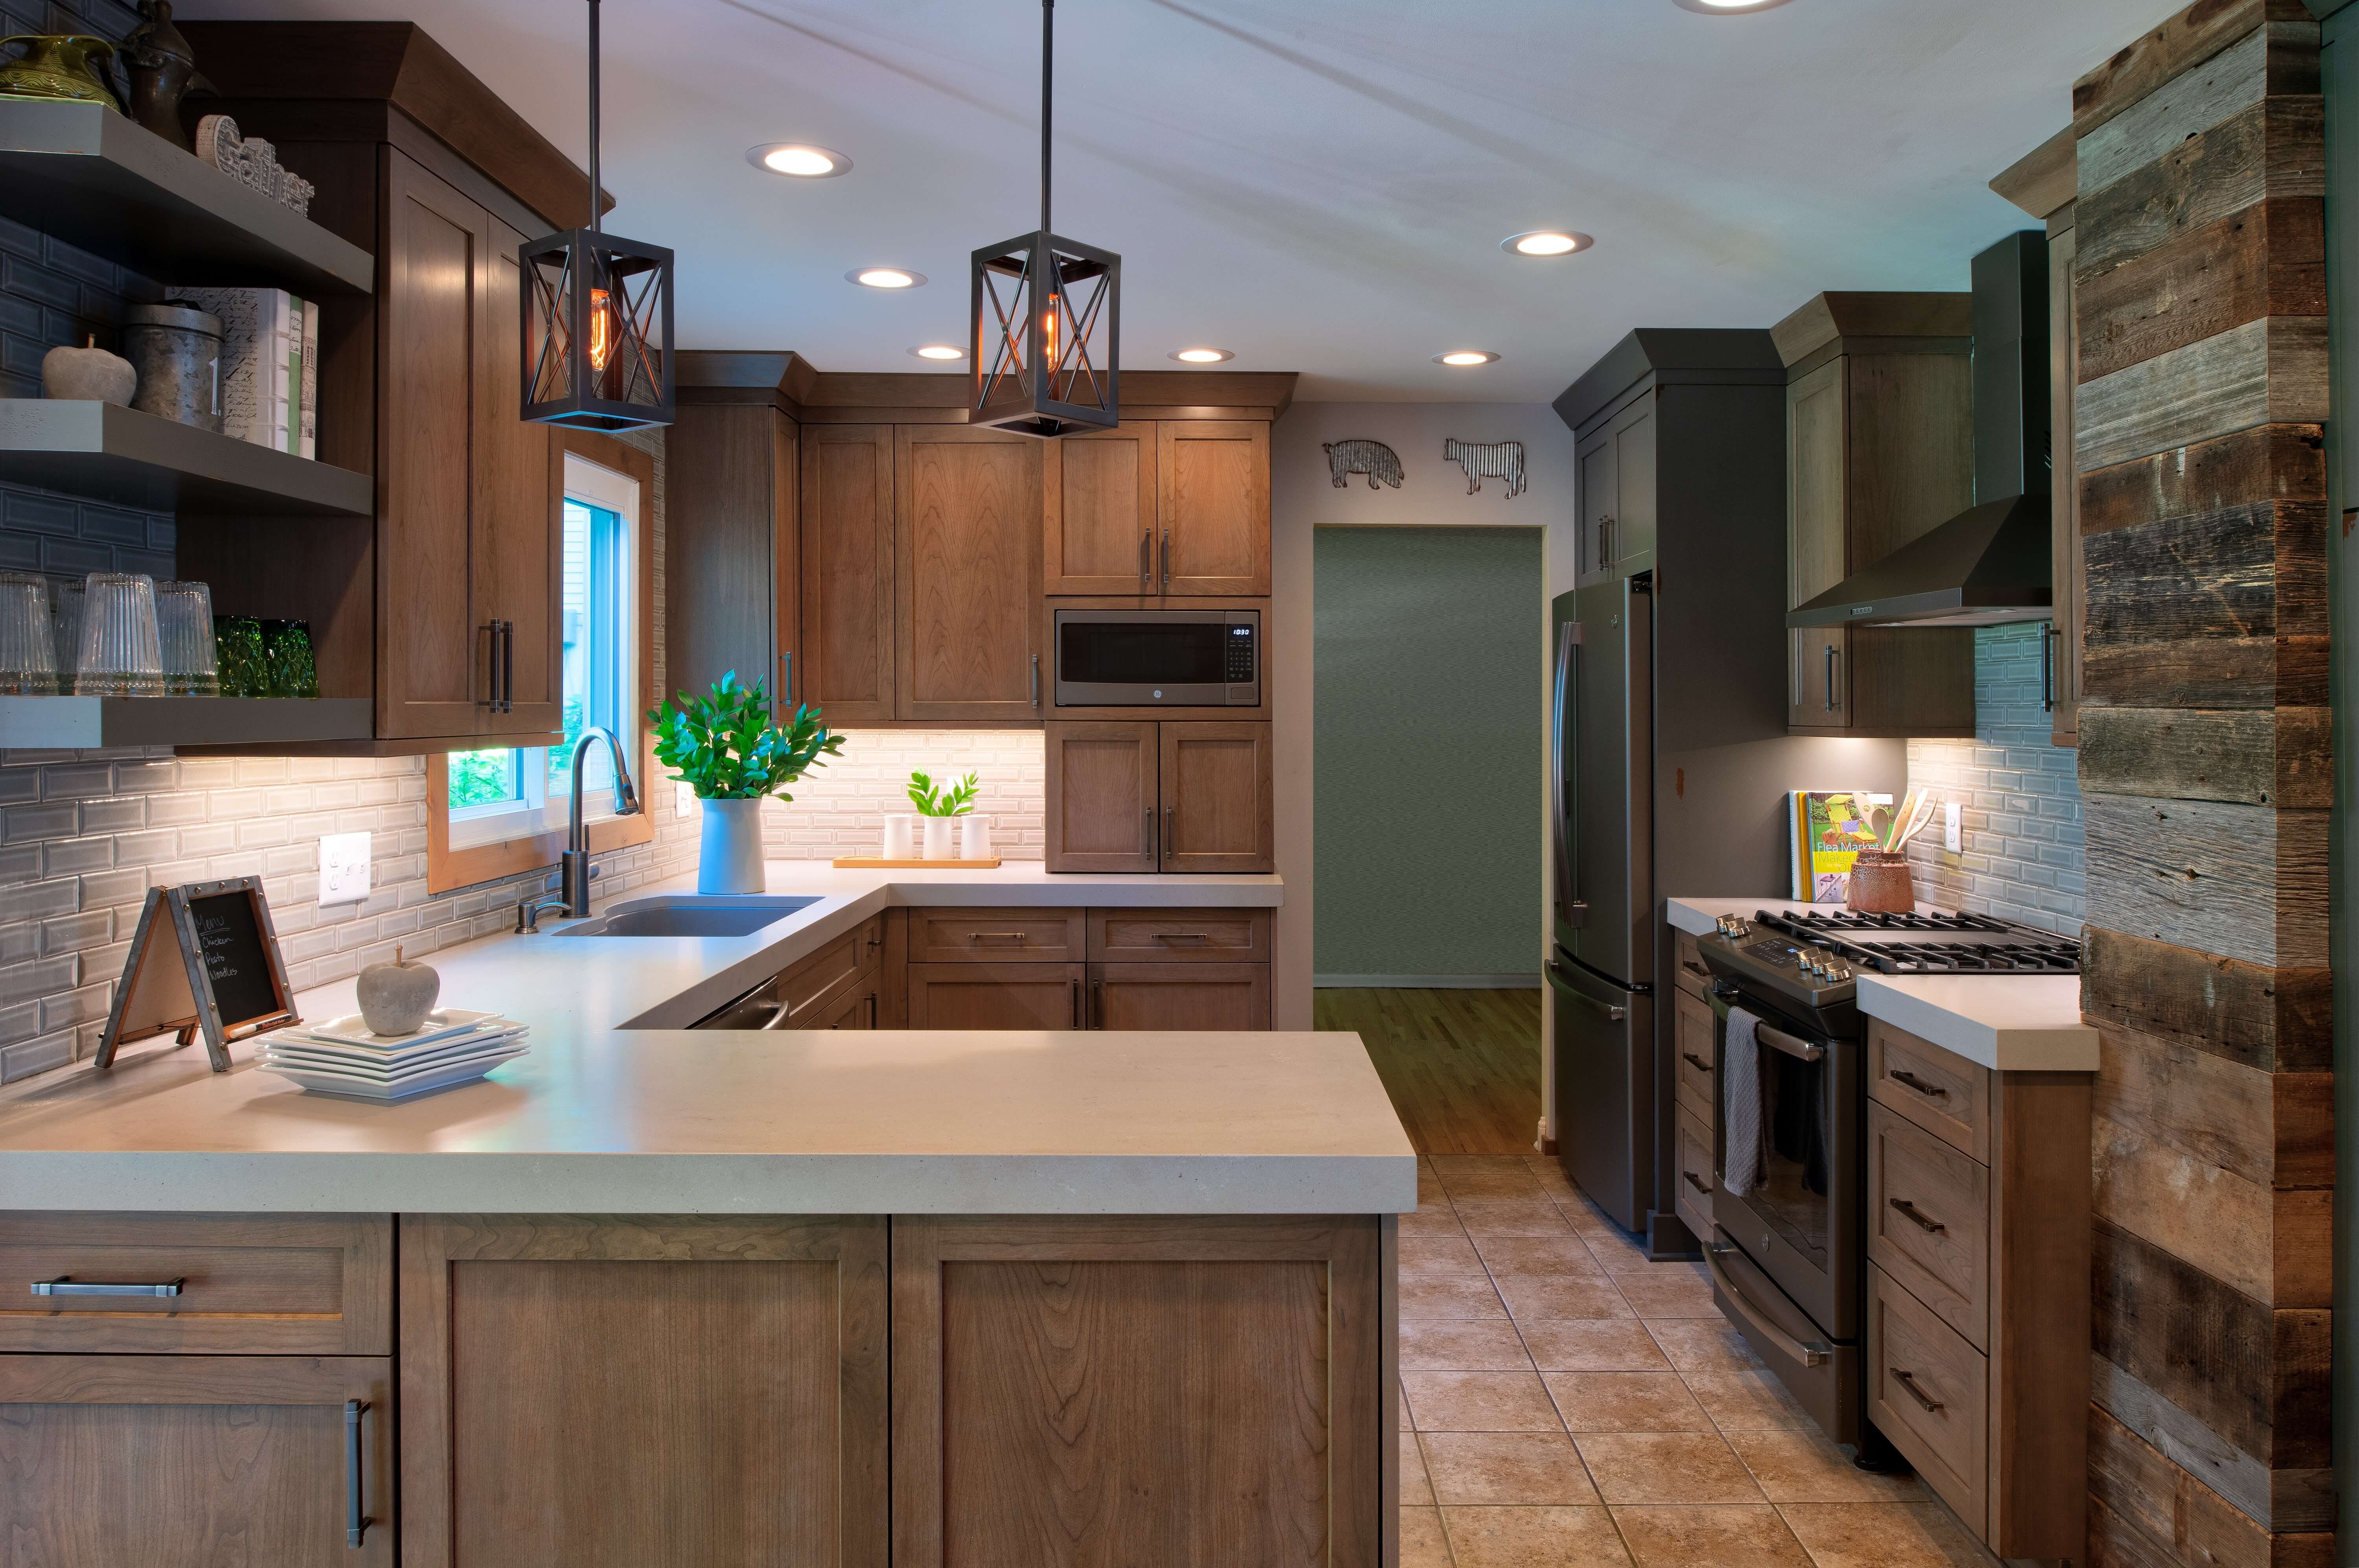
[319,830,371,906]
[675,782,698,817]
[1944,802,1962,854]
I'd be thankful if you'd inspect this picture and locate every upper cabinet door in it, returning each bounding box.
[800,424,896,725]
[1576,428,1616,586]
[896,427,1044,723]
[1786,360,1850,731]
[476,210,560,738]
[1044,421,1157,594]
[1160,721,1273,874]
[1609,397,1657,574]
[670,405,796,707]
[1157,421,1270,595]
[379,152,491,740]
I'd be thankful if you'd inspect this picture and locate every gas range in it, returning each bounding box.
[1697,907,2081,1032]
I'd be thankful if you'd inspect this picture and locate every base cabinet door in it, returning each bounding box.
[1046,721,1159,871]
[891,1214,1384,1568]
[1092,963,1271,1030]
[815,973,880,1029]
[904,962,1087,1029]
[398,1215,888,1568]
[1161,722,1273,873]
[0,1353,393,1567]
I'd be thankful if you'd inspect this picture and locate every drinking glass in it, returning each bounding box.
[155,580,219,696]
[0,573,59,694]
[262,619,318,698]
[74,573,164,697]
[214,615,264,697]
[51,578,82,693]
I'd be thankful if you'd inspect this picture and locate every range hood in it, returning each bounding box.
[1789,232,2053,629]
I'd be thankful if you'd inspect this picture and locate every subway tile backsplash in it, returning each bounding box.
[1903,622,2085,937]
[751,731,1045,861]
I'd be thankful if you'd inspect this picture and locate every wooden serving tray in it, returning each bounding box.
[830,857,1002,869]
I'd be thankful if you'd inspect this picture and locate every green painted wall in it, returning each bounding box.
[1312,526,1543,981]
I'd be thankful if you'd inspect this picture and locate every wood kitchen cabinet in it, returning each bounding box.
[905,963,1088,1029]
[801,423,897,725]
[1091,963,1270,1030]
[1044,420,1160,594]
[1157,421,1271,594]
[1575,393,1657,584]
[1775,294,1977,738]
[668,402,799,707]
[1045,721,1272,874]
[1162,721,1275,873]
[897,426,1045,723]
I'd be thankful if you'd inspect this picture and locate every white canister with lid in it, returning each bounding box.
[882,813,916,859]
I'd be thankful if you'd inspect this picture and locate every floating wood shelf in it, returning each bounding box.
[0,401,372,515]
[0,695,374,750]
[0,101,373,296]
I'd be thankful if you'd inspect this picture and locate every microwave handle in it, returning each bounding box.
[1553,618,1586,928]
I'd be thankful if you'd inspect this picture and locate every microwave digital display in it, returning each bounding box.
[1051,609,1260,707]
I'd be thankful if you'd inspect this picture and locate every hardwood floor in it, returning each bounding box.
[1316,988,1541,1156]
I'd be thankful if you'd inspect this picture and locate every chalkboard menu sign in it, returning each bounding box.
[96,876,299,1072]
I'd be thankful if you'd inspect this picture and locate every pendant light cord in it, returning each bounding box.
[1040,0,1053,240]
[587,0,602,234]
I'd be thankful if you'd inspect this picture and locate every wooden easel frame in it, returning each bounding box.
[95,876,300,1072]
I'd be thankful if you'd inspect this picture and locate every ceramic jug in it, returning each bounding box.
[0,36,122,112]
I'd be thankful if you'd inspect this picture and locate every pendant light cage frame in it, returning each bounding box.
[970,230,1119,438]
[521,230,676,431]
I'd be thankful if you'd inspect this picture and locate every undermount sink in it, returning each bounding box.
[552,895,821,938]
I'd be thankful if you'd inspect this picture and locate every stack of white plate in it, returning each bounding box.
[256,1009,530,1100]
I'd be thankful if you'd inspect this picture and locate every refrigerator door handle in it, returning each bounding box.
[1546,961,1625,1021]
[1552,619,1587,928]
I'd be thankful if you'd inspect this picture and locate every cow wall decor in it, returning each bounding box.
[1444,438,1526,498]
[1323,439,1405,490]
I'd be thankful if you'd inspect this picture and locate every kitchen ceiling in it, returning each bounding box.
[178,0,2173,401]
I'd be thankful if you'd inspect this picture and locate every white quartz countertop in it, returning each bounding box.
[0,863,1421,1215]
[1664,895,2096,1073]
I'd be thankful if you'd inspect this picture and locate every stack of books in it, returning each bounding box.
[178,287,319,458]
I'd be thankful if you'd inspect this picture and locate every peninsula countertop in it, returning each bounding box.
[1664,895,2095,1073]
[0,863,1419,1215]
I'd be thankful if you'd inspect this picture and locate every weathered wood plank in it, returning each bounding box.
[1991,125,2077,219]
[2081,27,2270,195]
[2091,1353,2277,1526]
[2089,1402,2332,1568]
[2083,793,2327,969]
[2083,926,2331,1073]
[2076,317,2327,472]
[2089,1403,2192,1559]
[2082,497,2328,656]
[2076,707,2330,808]
[2092,1018,2328,1188]
[2079,424,2324,536]
[2089,1494,2189,1568]
[2077,201,2323,382]
[2094,1112,2298,1305]
[2081,634,2328,710]
[2073,0,2313,138]
[2076,98,2326,282]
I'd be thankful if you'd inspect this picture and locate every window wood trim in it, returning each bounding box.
[427,429,658,894]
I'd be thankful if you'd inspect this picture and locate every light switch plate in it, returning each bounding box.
[1943,802,1962,853]
[319,830,371,905]
[675,783,699,817]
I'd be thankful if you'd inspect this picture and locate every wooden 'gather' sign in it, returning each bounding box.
[96,876,300,1073]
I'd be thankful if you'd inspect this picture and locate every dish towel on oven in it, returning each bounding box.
[1722,1006,1766,1198]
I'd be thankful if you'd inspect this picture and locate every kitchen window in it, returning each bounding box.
[427,432,656,892]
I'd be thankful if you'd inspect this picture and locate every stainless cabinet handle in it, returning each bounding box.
[1888,1197,1947,1235]
[484,622,500,709]
[1153,932,1210,942]
[1140,529,1152,588]
[1888,1069,1948,1100]
[500,621,517,713]
[1091,977,1103,1028]
[1161,529,1171,590]
[1893,1369,1945,1414]
[31,1275,185,1296]
[1144,806,1157,860]
[1598,514,1614,571]
[1071,977,1082,1029]
[966,931,1029,942]
[1683,1170,1712,1195]
[345,1399,373,1547]
[780,650,794,710]
[1163,804,1174,861]
[868,992,879,1029]
[1030,653,1040,709]
[1704,1245,1831,1367]
[1681,1052,1713,1074]
[2041,622,2057,712]
[1822,642,1837,712]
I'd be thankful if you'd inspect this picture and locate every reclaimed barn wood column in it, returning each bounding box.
[2069,2,2334,1562]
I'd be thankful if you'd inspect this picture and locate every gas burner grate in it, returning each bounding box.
[1852,940,2083,976]
[1757,907,2013,935]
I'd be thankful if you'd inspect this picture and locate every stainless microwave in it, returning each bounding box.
[1052,608,1261,707]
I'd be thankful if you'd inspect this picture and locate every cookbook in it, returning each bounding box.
[1789,790,1895,903]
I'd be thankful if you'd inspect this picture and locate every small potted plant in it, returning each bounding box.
[649,672,843,893]
[906,769,980,859]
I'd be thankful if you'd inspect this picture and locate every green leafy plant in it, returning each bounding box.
[907,769,979,817]
[647,671,844,801]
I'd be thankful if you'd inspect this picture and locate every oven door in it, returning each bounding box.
[1052,609,1260,707]
[1708,988,1859,1343]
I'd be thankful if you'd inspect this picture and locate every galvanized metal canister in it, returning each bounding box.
[124,301,224,432]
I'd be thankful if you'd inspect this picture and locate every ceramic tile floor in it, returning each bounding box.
[1398,1155,1994,1568]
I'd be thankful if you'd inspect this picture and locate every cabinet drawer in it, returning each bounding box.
[1090,907,1271,963]
[1674,988,1716,1128]
[909,907,1085,964]
[1868,1019,1990,1162]
[777,918,882,1025]
[1868,1262,1988,1531]
[1866,1103,1989,1350]
[0,1213,392,1355]
[906,962,1087,1029]
[1092,963,1271,1031]
[1673,1108,1715,1245]
[1672,930,1711,1001]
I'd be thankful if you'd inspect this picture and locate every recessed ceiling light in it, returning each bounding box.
[1434,351,1500,366]
[1502,230,1593,257]
[1170,348,1233,363]
[1671,0,1792,12]
[747,142,852,178]
[847,267,925,289]
[909,344,965,361]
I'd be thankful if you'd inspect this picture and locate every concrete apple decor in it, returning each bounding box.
[41,337,136,406]
[356,945,440,1036]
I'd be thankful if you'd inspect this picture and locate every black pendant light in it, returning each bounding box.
[970,0,1119,438]
[521,0,675,430]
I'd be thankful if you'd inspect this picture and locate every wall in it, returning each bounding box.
[1271,401,1584,1031]
[1312,526,1543,984]
[1902,623,2085,936]
[2068,5,2333,1560]
[749,730,1044,861]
